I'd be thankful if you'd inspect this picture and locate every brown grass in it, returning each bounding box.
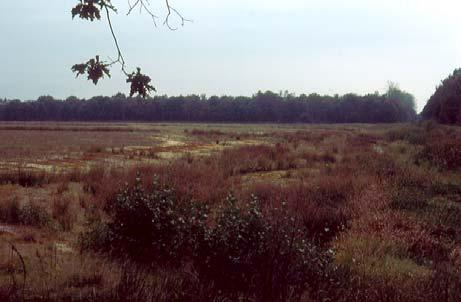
[1,122,461,301]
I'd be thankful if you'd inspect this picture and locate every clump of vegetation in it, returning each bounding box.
[0,199,51,227]
[0,169,53,187]
[422,68,461,124]
[384,126,428,145]
[220,144,297,175]
[18,203,51,227]
[82,174,209,266]
[416,138,461,170]
[196,195,330,300]
[82,175,332,301]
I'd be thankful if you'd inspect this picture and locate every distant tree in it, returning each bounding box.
[384,82,417,121]
[37,95,56,102]
[65,96,80,102]
[422,69,461,124]
[71,1,189,97]
[0,89,417,123]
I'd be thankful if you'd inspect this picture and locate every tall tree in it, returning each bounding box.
[422,69,461,124]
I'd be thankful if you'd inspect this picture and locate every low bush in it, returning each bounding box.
[83,174,209,266]
[0,199,51,227]
[18,203,51,227]
[417,139,461,170]
[82,175,332,301]
[196,195,330,301]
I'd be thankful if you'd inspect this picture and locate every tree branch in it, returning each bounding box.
[105,5,129,76]
[72,0,190,97]
[163,0,192,30]
[127,0,159,27]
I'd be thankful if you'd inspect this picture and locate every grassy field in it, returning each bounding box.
[0,121,460,301]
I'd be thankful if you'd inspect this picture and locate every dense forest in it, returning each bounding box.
[422,69,461,124]
[0,89,416,123]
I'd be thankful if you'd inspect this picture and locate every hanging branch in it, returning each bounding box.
[71,0,190,97]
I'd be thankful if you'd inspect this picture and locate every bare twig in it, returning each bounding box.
[104,1,190,74]
[127,0,159,27]
[164,0,192,30]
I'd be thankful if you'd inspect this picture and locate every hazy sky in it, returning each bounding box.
[1,1,461,111]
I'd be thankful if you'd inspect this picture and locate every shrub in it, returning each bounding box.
[195,195,330,301]
[417,139,461,170]
[246,175,355,244]
[18,203,51,227]
[85,174,209,266]
[82,175,332,301]
[0,199,51,227]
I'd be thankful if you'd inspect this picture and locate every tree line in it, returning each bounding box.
[0,89,416,123]
[422,69,461,125]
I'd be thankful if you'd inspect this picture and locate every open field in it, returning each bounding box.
[1,121,461,301]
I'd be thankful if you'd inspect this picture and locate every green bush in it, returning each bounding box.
[82,175,332,301]
[84,174,208,266]
[194,195,330,301]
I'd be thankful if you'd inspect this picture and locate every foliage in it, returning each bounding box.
[126,68,156,98]
[84,174,209,266]
[82,175,332,301]
[0,90,417,123]
[72,56,111,85]
[71,0,159,97]
[196,195,330,301]
[18,203,51,227]
[416,138,461,170]
[422,68,461,124]
[71,0,116,21]
[0,199,51,227]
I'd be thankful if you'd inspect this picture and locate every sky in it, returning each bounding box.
[1,1,461,112]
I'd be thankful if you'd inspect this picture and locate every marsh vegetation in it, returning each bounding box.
[0,122,460,301]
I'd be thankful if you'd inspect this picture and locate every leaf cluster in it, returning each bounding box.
[71,56,111,85]
[127,68,156,98]
[71,0,116,21]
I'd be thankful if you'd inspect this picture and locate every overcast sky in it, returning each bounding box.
[1,1,461,111]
